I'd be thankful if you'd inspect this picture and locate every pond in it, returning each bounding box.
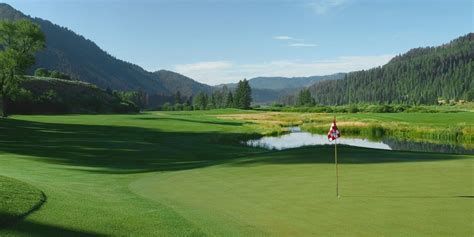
[246,127,473,154]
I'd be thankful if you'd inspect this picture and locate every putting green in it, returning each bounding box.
[130,146,474,236]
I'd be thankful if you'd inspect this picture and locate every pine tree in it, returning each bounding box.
[226,91,234,108]
[174,91,182,104]
[234,79,252,109]
[242,79,252,109]
[296,88,313,106]
[192,92,208,110]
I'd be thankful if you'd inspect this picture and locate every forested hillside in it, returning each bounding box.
[154,70,213,96]
[9,77,138,114]
[0,3,211,97]
[310,33,473,105]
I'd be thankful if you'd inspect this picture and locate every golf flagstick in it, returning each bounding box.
[328,116,340,198]
[335,137,339,198]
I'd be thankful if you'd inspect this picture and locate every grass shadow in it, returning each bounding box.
[1,217,106,237]
[135,116,251,126]
[0,118,260,174]
[0,191,47,228]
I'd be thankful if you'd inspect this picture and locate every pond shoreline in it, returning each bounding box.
[246,126,474,154]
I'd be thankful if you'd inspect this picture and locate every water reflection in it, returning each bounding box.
[247,132,391,150]
[246,128,473,154]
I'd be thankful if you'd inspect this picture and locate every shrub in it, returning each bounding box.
[271,103,284,107]
[162,102,173,111]
[34,68,49,77]
[393,104,411,112]
[348,105,359,113]
[174,103,184,111]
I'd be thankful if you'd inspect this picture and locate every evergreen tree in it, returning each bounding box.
[174,90,182,104]
[242,79,252,109]
[226,91,234,108]
[296,88,313,106]
[234,79,252,109]
[192,92,208,110]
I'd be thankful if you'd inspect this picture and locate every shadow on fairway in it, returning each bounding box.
[0,118,261,174]
[1,188,103,237]
[1,216,106,237]
[0,119,469,174]
[0,192,47,226]
[135,116,250,126]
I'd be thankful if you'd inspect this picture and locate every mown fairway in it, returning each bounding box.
[0,110,473,236]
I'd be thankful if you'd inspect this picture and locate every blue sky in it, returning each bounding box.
[4,0,473,85]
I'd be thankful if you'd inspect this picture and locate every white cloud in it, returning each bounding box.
[289,43,318,47]
[273,36,295,40]
[173,54,394,85]
[273,36,317,47]
[273,36,305,41]
[308,0,347,15]
[273,35,318,48]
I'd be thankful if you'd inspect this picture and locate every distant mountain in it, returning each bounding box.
[154,70,213,96]
[0,3,209,97]
[248,88,284,104]
[221,73,345,91]
[309,33,474,105]
[217,73,345,103]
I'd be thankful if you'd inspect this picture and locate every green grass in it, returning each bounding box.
[328,113,473,145]
[336,112,474,125]
[0,176,45,226]
[0,110,473,236]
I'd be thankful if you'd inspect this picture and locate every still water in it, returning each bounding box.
[246,127,473,154]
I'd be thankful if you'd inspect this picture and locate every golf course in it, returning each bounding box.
[0,1,472,236]
[1,110,473,236]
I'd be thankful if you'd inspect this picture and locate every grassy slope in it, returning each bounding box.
[0,110,472,236]
[0,176,45,225]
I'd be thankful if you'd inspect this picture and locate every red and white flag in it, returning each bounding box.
[327,118,340,141]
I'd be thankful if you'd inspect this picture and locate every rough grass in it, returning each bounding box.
[0,110,472,236]
[222,112,474,147]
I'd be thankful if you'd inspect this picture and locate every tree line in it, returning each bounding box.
[34,68,72,80]
[161,79,252,111]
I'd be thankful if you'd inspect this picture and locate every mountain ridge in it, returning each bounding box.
[0,3,211,97]
[217,73,346,103]
[219,73,345,90]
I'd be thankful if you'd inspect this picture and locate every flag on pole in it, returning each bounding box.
[327,118,340,141]
[328,116,341,198]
